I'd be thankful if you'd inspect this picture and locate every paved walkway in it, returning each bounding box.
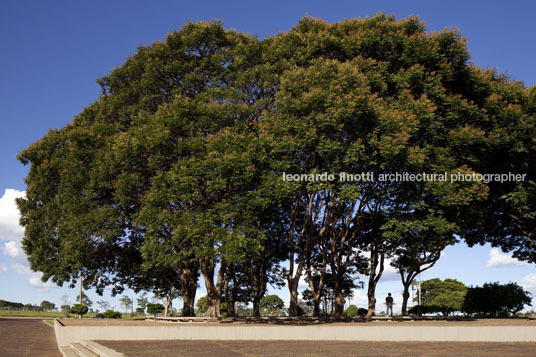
[0,318,59,356]
[100,340,536,356]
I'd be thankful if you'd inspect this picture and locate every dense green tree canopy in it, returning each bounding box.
[417,278,467,316]
[463,282,531,317]
[259,294,285,316]
[17,14,535,318]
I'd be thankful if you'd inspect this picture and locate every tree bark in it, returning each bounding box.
[226,286,236,317]
[253,295,262,317]
[224,264,236,317]
[287,277,299,317]
[161,297,171,317]
[306,240,328,318]
[334,291,345,318]
[365,248,384,320]
[200,256,225,318]
[181,263,197,317]
[313,299,320,317]
[333,273,347,318]
[401,282,411,316]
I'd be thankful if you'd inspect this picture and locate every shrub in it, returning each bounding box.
[69,304,88,316]
[146,303,165,317]
[343,305,359,317]
[103,310,122,319]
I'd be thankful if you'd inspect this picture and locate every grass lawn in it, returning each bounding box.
[44,319,54,326]
[0,309,147,319]
[0,310,69,318]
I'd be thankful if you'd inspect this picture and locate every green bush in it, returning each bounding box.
[103,310,122,319]
[69,304,88,316]
[343,305,359,317]
[146,303,165,317]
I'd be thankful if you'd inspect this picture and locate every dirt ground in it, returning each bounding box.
[60,318,536,327]
[99,340,536,357]
[0,318,60,356]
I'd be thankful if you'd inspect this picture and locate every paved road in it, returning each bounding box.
[0,318,60,356]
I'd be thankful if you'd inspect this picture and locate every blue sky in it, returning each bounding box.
[1,0,535,312]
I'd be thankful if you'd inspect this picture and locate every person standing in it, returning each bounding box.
[385,293,394,316]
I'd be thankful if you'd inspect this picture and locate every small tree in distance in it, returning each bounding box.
[146,303,165,319]
[96,299,110,312]
[260,295,284,316]
[75,292,92,308]
[40,300,56,312]
[69,304,88,319]
[195,296,208,315]
[463,282,532,317]
[136,293,149,314]
[119,296,133,315]
[410,278,467,316]
[343,305,359,317]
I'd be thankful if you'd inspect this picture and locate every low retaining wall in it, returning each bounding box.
[54,319,536,346]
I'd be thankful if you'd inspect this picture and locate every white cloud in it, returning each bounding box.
[11,262,32,275]
[349,289,369,307]
[379,258,400,282]
[3,241,21,257]
[0,189,25,241]
[28,273,55,288]
[0,263,7,273]
[487,248,528,268]
[523,273,536,290]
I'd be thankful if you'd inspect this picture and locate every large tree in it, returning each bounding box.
[17,15,533,321]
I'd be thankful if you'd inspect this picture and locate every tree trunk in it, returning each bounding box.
[253,295,261,317]
[224,265,237,317]
[287,278,299,317]
[181,264,197,317]
[333,274,346,318]
[226,293,236,317]
[204,290,221,318]
[312,297,321,317]
[401,281,411,316]
[367,295,377,318]
[306,242,328,318]
[200,257,224,318]
[365,248,384,320]
[334,291,345,318]
[162,297,171,317]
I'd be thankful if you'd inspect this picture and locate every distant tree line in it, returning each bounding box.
[409,279,532,317]
[0,299,56,312]
[17,15,535,319]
